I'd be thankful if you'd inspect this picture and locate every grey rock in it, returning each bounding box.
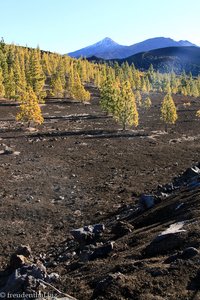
[4,146,14,154]
[139,194,155,209]
[0,269,26,293]
[90,241,115,260]
[165,247,199,263]
[47,272,60,282]
[80,241,115,261]
[145,231,187,256]
[184,166,200,180]
[70,224,105,245]
[9,254,27,270]
[93,272,125,298]
[147,267,168,277]
[111,221,134,236]
[15,245,32,258]
[181,247,199,259]
[164,254,179,264]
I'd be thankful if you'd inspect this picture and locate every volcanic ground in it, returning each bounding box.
[0,88,200,299]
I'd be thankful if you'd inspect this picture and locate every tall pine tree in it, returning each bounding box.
[161,93,178,131]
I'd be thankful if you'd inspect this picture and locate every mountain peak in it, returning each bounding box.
[102,37,114,42]
[96,37,118,46]
[178,40,196,47]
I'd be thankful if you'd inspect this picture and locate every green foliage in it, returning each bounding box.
[114,80,138,130]
[135,90,142,107]
[68,66,90,102]
[143,96,152,109]
[73,71,90,101]
[28,49,45,101]
[16,86,44,125]
[100,76,119,114]
[0,67,5,97]
[161,93,178,130]
[50,74,64,98]
[5,68,15,99]
[100,77,138,130]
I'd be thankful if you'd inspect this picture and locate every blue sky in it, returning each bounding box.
[0,0,199,54]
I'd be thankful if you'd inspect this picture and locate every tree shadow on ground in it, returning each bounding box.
[43,114,111,121]
[2,129,147,140]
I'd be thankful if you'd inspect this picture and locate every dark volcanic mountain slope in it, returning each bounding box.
[115,46,200,75]
[68,37,197,59]
[62,164,200,300]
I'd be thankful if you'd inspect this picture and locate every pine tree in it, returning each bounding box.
[5,68,15,99]
[100,76,117,114]
[41,52,51,76]
[113,61,121,78]
[0,50,8,89]
[133,70,141,90]
[181,86,187,96]
[16,86,44,126]
[69,69,90,102]
[135,90,142,107]
[67,63,74,97]
[28,49,45,101]
[162,79,171,93]
[13,54,26,100]
[161,93,178,131]
[0,67,5,97]
[7,45,15,71]
[141,76,147,92]
[143,96,152,109]
[114,80,138,130]
[94,69,101,88]
[145,77,151,92]
[0,37,6,53]
[191,82,199,97]
[50,73,64,98]
[77,59,87,82]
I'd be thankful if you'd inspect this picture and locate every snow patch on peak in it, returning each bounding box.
[95,37,119,46]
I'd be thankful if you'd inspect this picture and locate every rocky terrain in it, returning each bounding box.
[0,88,200,299]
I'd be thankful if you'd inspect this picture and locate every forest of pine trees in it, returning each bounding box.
[0,38,200,127]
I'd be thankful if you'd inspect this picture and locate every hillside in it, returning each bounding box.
[116,46,200,75]
[0,88,200,298]
[68,37,197,59]
[86,46,200,76]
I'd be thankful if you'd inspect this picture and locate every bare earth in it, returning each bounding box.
[0,88,200,299]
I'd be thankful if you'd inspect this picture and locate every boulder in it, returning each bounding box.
[145,232,187,256]
[145,222,187,256]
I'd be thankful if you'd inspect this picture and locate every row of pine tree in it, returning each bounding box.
[0,39,200,127]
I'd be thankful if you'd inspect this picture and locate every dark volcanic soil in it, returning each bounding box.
[0,89,200,299]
